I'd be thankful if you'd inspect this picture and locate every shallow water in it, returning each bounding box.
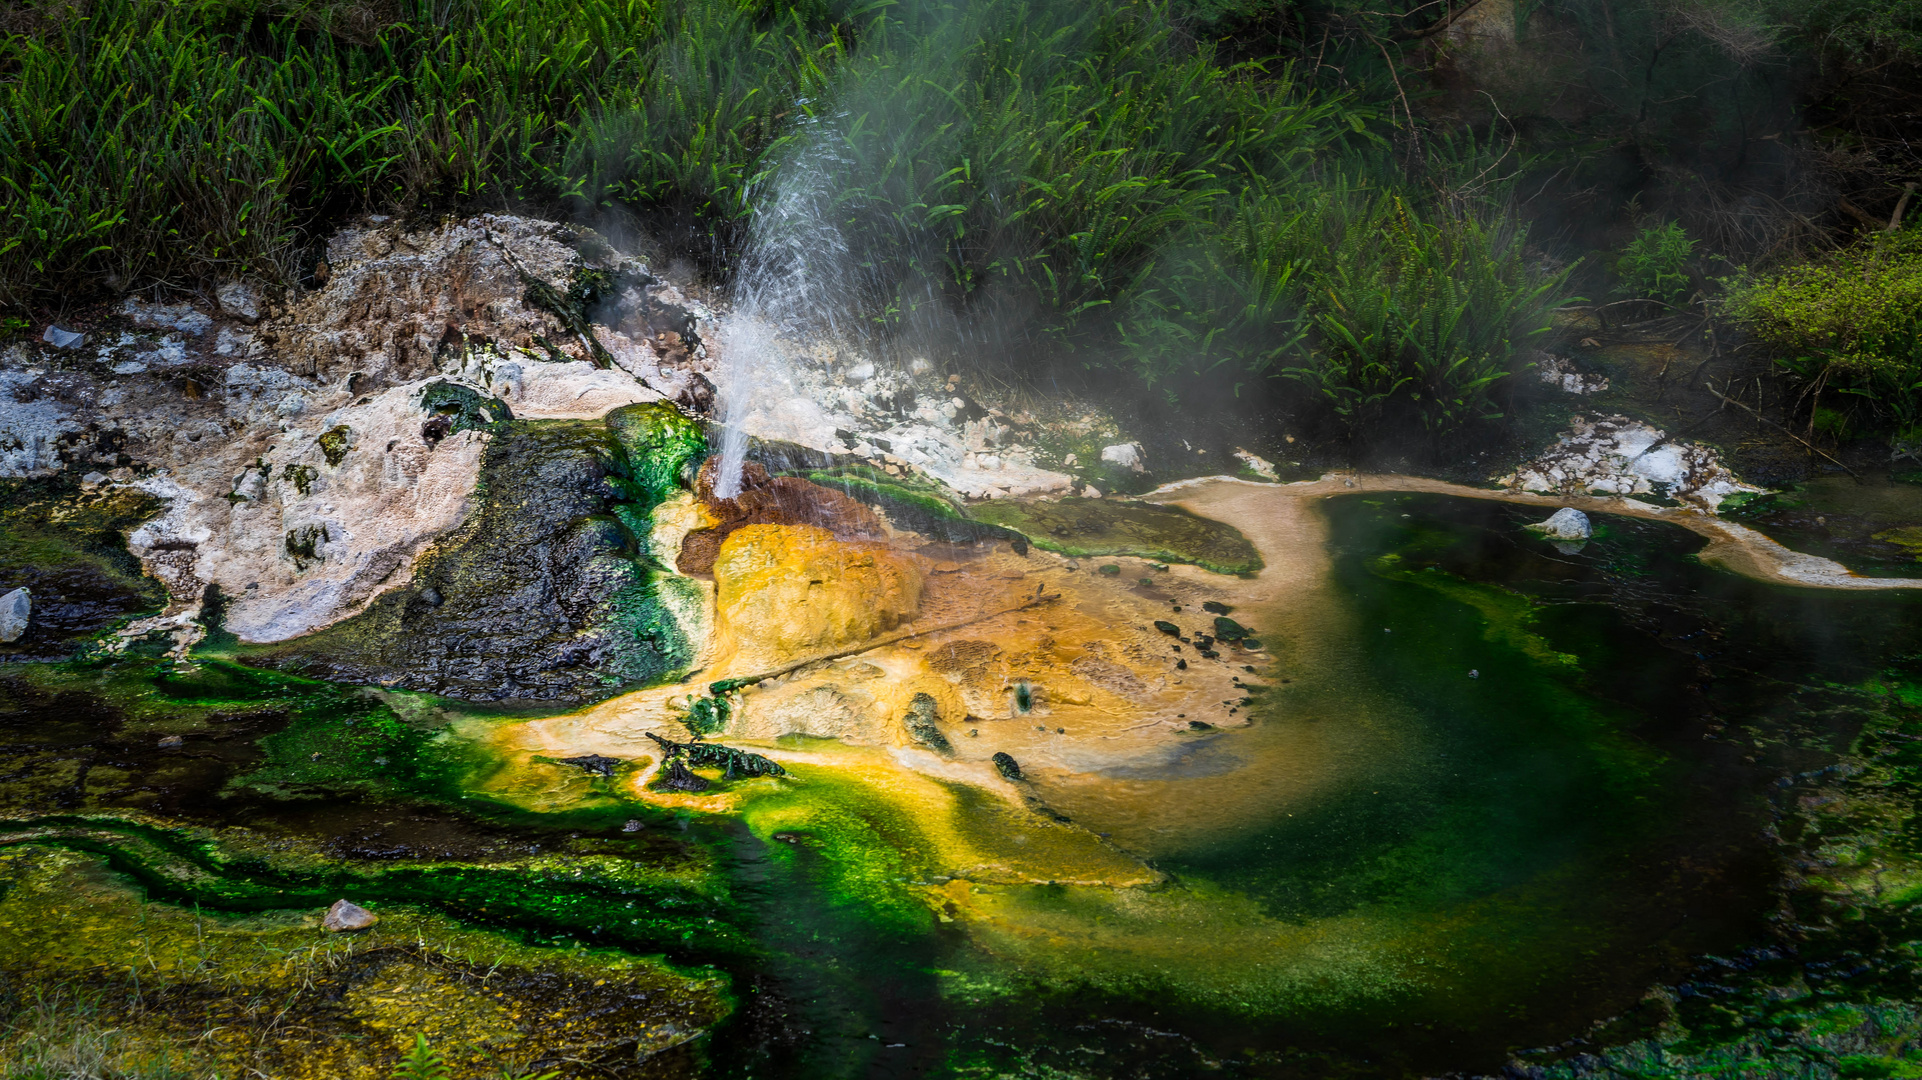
[8,490,1921,1077]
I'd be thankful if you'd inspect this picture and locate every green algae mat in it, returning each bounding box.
[965,495,1263,574]
[11,491,1922,1077]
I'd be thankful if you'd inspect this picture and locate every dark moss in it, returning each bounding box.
[317,424,352,467]
[418,380,512,437]
[0,479,166,661]
[967,496,1263,575]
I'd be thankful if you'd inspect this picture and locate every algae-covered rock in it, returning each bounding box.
[713,524,921,665]
[967,496,1262,575]
[251,418,699,704]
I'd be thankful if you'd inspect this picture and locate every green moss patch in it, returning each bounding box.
[965,496,1262,574]
[0,838,729,1080]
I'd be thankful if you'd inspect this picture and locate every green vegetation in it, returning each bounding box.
[1613,221,1697,306]
[0,0,1575,447]
[1725,227,1922,429]
[966,495,1263,574]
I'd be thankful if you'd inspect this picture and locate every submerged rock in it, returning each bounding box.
[557,754,622,777]
[0,587,27,642]
[322,899,378,932]
[903,692,953,755]
[1528,507,1593,541]
[992,751,1023,781]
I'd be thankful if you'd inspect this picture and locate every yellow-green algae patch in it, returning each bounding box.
[0,843,727,1079]
[966,495,1263,574]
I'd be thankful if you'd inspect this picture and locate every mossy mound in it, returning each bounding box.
[965,496,1262,574]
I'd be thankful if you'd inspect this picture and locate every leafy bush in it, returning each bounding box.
[1725,227,1922,427]
[1613,221,1697,305]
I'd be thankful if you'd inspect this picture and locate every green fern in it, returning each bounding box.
[394,1034,451,1080]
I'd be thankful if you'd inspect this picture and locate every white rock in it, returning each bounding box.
[1084,485,1102,499]
[122,298,212,336]
[1499,415,1763,512]
[0,587,28,642]
[112,360,149,376]
[215,280,263,323]
[1536,352,1609,395]
[41,325,84,349]
[1233,448,1279,480]
[1527,507,1592,540]
[846,361,876,381]
[213,327,253,357]
[1101,442,1144,472]
[321,899,378,932]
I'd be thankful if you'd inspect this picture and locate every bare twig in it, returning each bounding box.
[1705,379,1860,478]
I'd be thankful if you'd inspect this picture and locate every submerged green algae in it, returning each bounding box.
[965,495,1263,573]
[0,840,729,1080]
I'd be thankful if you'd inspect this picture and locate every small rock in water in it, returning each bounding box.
[1202,600,1233,615]
[1469,669,1480,679]
[846,361,876,381]
[991,752,1023,781]
[1083,485,1102,499]
[622,819,645,832]
[1064,560,1079,570]
[1098,565,1121,576]
[903,692,953,755]
[158,735,184,749]
[322,899,378,933]
[1100,442,1145,472]
[660,757,710,792]
[1527,507,1592,541]
[0,587,29,643]
[1154,620,1181,636]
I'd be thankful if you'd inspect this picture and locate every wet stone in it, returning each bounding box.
[557,754,621,777]
[992,752,1023,781]
[322,899,379,933]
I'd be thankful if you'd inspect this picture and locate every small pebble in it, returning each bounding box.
[157,735,183,749]
[1468,669,1480,679]
[622,819,645,832]
[1064,560,1079,570]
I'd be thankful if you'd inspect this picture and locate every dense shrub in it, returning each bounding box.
[1725,227,1922,428]
[1613,221,1697,306]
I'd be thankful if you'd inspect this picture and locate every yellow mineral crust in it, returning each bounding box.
[712,523,924,669]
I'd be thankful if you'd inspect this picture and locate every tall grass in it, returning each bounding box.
[0,0,1563,445]
[1120,175,1567,440]
[0,0,850,301]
